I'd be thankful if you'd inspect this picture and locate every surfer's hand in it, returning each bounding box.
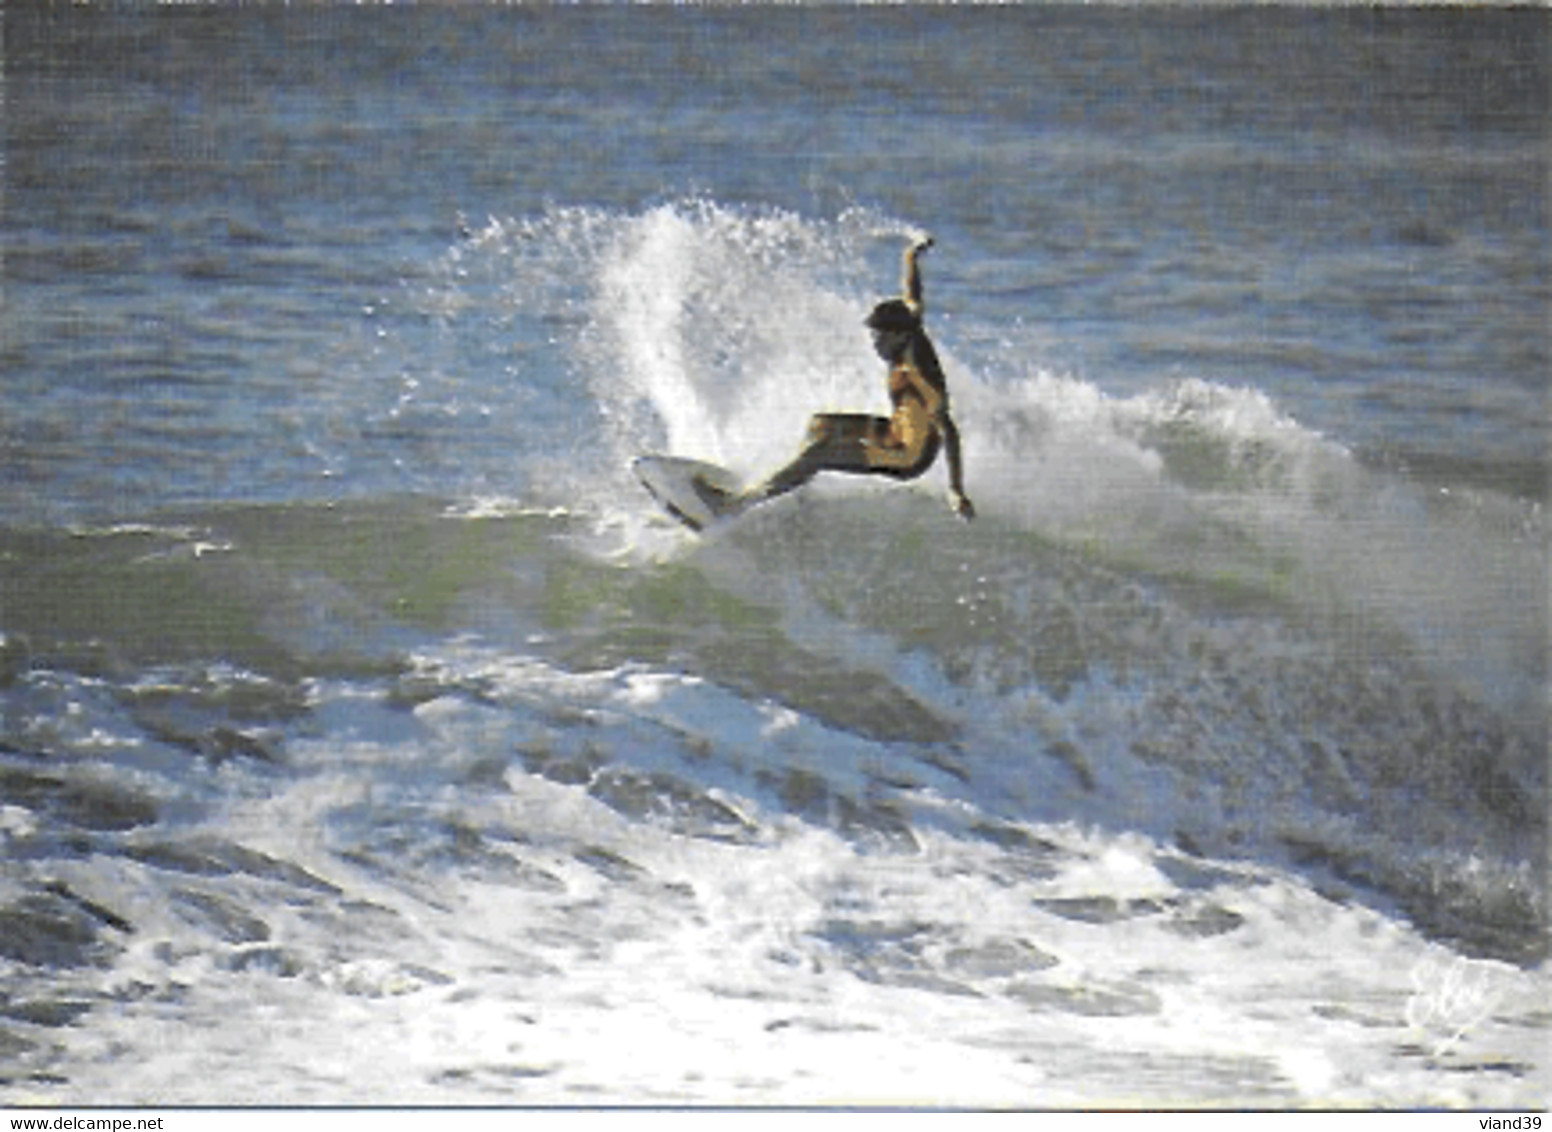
[950,491,975,521]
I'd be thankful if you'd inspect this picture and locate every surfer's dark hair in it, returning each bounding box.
[865,299,921,334]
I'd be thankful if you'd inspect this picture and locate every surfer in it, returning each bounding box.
[736,235,975,520]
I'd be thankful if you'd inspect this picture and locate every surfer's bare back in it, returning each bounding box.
[740,236,975,520]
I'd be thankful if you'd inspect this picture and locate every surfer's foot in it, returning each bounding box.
[691,475,737,517]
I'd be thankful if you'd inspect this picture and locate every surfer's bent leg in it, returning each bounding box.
[745,414,882,503]
[860,400,939,481]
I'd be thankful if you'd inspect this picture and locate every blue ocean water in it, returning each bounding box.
[0,6,1546,1107]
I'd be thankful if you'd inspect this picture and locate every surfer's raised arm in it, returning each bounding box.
[903,235,933,318]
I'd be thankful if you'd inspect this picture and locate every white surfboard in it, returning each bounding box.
[633,455,751,532]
